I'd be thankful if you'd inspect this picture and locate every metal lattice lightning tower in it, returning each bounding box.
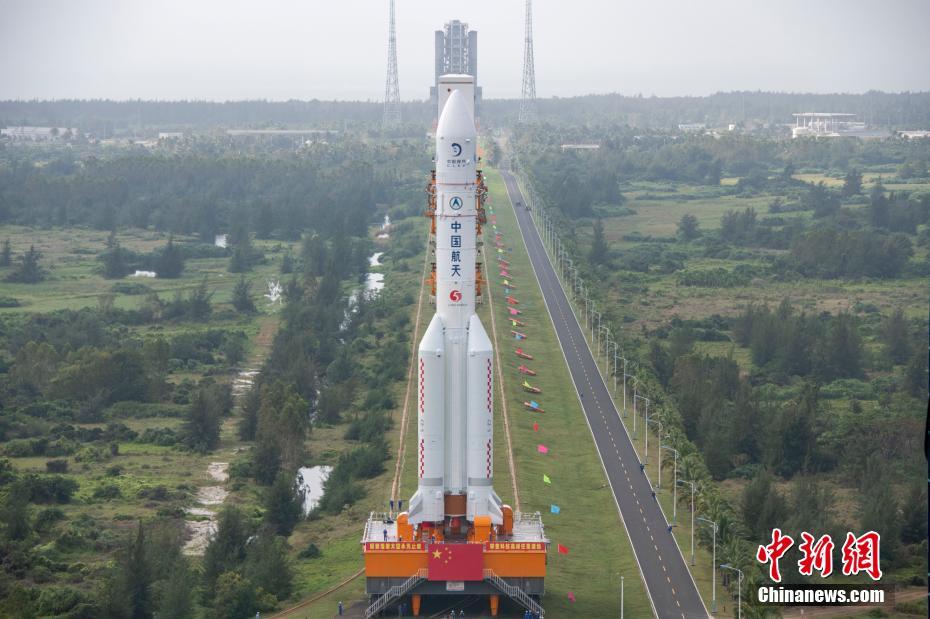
[519,0,537,123]
[383,0,401,127]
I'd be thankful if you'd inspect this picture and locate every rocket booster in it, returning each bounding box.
[408,85,503,527]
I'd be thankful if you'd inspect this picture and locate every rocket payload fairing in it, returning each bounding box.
[407,80,504,529]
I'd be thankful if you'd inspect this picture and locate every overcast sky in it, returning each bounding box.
[2,0,929,101]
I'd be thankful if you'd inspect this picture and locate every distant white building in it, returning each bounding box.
[1,126,75,141]
[560,143,600,150]
[791,113,864,138]
[677,123,706,133]
[898,130,930,139]
[158,132,184,140]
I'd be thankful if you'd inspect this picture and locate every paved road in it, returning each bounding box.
[500,168,710,619]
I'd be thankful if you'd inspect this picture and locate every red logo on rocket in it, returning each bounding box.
[449,290,462,302]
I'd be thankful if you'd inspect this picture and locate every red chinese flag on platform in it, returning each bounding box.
[427,543,484,581]
[557,543,569,555]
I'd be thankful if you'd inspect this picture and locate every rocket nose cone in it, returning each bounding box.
[437,90,476,139]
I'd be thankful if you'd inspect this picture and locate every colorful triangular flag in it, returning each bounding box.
[543,474,551,484]
[567,591,576,603]
[550,504,560,514]
[537,444,549,454]
[558,543,569,555]
[533,422,539,432]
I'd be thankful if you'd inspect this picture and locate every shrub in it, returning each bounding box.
[341,443,388,479]
[92,483,122,500]
[297,543,321,559]
[45,459,69,474]
[36,586,85,616]
[34,507,66,532]
[228,457,253,480]
[74,445,111,463]
[137,485,170,501]
[110,282,151,295]
[20,474,79,503]
[3,438,48,457]
[138,427,178,446]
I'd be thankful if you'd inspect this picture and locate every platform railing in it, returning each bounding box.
[483,569,545,618]
[365,569,428,618]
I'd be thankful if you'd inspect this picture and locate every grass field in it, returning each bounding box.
[528,161,929,615]
[0,217,428,617]
[0,225,293,315]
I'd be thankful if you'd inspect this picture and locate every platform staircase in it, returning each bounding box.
[365,569,427,618]
[483,569,545,618]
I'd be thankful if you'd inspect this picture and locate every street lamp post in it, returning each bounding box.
[599,325,610,368]
[719,564,743,619]
[620,575,624,619]
[612,349,619,393]
[633,392,648,442]
[621,358,630,418]
[661,446,679,522]
[677,479,697,565]
[646,418,662,471]
[697,517,718,614]
[642,397,652,463]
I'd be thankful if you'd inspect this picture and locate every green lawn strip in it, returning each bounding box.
[484,168,653,618]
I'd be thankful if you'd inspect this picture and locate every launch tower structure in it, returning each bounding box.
[383,0,401,127]
[430,21,481,119]
[362,74,547,619]
[519,0,537,123]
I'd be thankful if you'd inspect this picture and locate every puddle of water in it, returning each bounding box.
[369,252,384,267]
[232,369,259,398]
[182,461,230,555]
[376,214,391,239]
[265,280,282,305]
[365,272,385,294]
[296,465,333,516]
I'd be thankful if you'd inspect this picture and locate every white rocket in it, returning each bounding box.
[407,78,504,528]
